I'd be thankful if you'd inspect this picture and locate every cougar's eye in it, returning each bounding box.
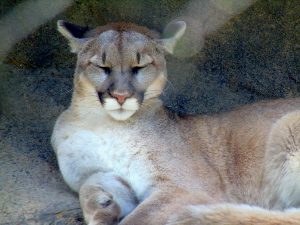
[132,66,146,75]
[98,66,112,75]
[91,63,112,75]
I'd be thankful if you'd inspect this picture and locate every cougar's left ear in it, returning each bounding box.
[57,20,90,53]
[158,21,186,54]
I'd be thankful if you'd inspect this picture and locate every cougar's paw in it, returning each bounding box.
[80,186,121,225]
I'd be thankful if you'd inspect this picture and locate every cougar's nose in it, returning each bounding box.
[111,91,131,105]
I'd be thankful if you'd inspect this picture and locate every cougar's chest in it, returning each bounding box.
[93,123,153,200]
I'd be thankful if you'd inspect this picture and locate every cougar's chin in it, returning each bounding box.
[103,97,140,121]
[107,110,137,121]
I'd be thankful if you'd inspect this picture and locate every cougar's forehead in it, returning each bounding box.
[96,30,155,65]
[99,29,150,44]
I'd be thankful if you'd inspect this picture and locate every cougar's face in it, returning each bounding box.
[76,30,167,121]
[58,20,186,120]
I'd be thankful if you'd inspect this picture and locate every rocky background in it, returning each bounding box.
[0,0,299,224]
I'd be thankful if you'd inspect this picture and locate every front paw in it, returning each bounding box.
[80,186,120,225]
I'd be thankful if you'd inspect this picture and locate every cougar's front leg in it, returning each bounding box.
[80,183,119,225]
[118,191,170,225]
[53,131,137,225]
[80,172,137,225]
[119,188,210,225]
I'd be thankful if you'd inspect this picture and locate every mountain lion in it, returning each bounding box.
[52,20,300,225]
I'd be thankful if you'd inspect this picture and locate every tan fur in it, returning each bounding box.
[52,21,300,225]
[85,22,160,39]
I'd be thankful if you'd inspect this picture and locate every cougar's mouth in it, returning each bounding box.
[96,91,143,120]
[101,97,140,121]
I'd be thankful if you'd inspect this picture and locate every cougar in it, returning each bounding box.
[51,20,300,225]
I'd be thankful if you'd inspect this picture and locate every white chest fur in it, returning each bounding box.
[56,121,154,200]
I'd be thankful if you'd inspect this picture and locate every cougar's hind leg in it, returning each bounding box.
[265,111,300,208]
[80,172,138,225]
[166,204,300,225]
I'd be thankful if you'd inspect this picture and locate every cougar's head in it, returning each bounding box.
[57,20,186,121]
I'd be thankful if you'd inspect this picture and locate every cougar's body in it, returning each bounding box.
[52,21,300,225]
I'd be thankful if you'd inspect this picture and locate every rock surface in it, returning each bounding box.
[0,0,299,224]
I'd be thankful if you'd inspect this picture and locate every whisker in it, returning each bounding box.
[144,90,162,93]
[144,90,164,95]
[141,98,160,108]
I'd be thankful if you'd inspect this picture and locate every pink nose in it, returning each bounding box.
[111,92,130,104]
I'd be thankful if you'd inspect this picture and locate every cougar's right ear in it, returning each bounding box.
[57,20,90,53]
[158,20,186,54]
